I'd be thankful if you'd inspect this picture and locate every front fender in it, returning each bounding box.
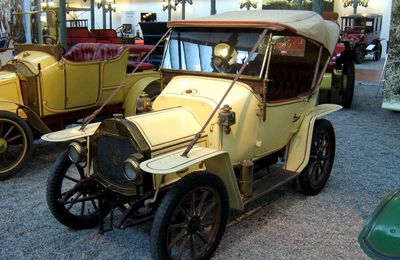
[359,189,400,259]
[41,122,100,142]
[140,146,244,210]
[285,104,342,173]
[0,99,51,134]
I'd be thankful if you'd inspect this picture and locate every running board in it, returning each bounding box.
[244,168,299,204]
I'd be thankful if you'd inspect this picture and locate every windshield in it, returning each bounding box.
[11,11,58,45]
[162,28,267,77]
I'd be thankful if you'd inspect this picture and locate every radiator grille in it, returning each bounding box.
[95,135,137,189]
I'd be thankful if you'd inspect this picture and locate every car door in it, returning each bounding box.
[64,60,100,109]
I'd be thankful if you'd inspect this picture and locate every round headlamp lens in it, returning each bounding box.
[123,158,139,181]
[68,142,83,163]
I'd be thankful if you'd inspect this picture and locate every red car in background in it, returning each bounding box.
[340,13,383,64]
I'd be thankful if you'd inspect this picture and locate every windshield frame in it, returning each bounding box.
[11,10,59,46]
[161,27,270,80]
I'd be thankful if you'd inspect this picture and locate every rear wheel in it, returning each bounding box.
[373,42,382,61]
[299,119,335,196]
[354,45,365,64]
[341,59,355,108]
[151,172,229,260]
[46,153,110,229]
[0,111,33,180]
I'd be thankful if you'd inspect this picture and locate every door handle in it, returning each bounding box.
[293,114,301,122]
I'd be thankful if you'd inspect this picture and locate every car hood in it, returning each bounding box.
[0,71,19,85]
[153,75,257,125]
[126,107,205,151]
[42,107,206,151]
[12,50,58,74]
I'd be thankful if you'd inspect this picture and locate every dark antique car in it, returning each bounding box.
[340,13,383,64]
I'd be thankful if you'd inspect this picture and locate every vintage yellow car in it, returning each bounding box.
[0,11,161,180]
[43,10,341,259]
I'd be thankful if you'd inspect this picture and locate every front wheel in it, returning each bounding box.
[46,152,109,229]
[151,172,229,260]
[0,111,33,180]
[299,119,335,196]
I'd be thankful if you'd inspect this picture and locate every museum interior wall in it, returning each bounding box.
[0,0,393,58]
[59,0,392,56]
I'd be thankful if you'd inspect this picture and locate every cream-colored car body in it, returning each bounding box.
[43,10,341,211]
[43,76,341,209]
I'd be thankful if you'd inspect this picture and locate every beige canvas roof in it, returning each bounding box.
[169,10,340,53]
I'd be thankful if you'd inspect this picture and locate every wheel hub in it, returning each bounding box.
[317,150,324,161]
[187,215,202,235]
[0,138,7,153]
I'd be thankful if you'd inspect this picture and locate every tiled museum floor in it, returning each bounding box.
[355,56,386,82]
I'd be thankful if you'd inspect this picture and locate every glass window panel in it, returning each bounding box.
[162,28,265,77]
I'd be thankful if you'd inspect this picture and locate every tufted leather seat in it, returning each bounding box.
[267,64,313,102]
[63,43,98,62]
[93,44,127,60]
[63,43,128,62]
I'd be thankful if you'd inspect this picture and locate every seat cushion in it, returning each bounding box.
[67,27,92,38]
[93,44,128,61]
[63,43,99,62]
[267,64,313,102]
[64,43,128,62]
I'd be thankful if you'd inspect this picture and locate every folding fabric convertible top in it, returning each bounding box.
[169,10,340,54]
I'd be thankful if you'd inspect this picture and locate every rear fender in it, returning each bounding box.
[285,104,341,173]
[123,76,161,117]
[359,189,400,259]
[140,146,244,210]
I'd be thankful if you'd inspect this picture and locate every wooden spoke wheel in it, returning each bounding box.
[373,42,382,61]
[0,111,33,180]
[354,45,365,64]
[299,119,335,196]
[46,153,110,229]
[151,173,229,260]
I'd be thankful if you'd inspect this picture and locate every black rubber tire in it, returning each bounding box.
[341,59,355,109]
[46,152,109,229]
[354,45,365,64]
[373,42,382,61]
[0,111,33,180]
[151,172,229,260]
[299,119,335,196]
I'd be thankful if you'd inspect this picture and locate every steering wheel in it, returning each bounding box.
[43,35,57,45]
[211,43,238,73]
